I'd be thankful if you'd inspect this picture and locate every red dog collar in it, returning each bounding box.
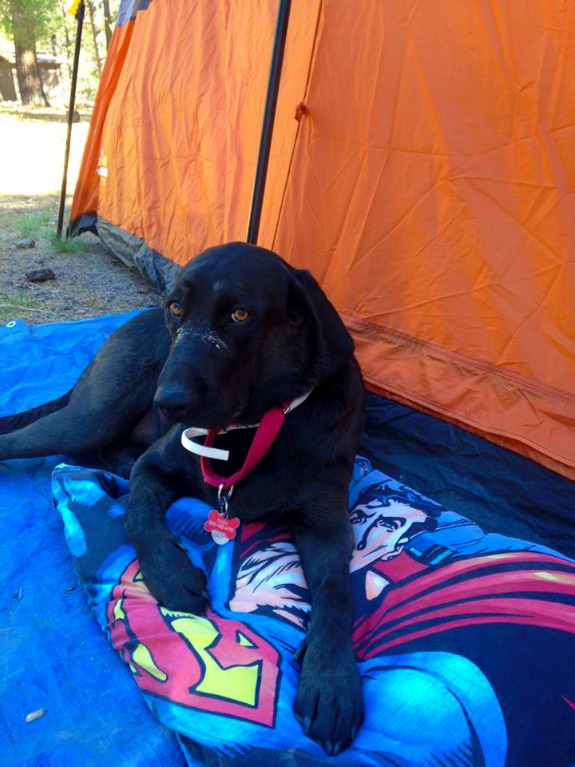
[200,405,285,488]
[180,391,312,488]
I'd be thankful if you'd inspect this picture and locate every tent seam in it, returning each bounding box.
[346,316,575,407]
[270,0,324,251]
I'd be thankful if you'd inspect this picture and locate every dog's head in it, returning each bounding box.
[155,242,354,428]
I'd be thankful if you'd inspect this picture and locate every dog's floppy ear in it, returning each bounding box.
[288,268,354,374]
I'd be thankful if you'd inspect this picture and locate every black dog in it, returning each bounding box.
[0,242,365,755]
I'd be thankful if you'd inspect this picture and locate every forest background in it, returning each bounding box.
[0,0,160,325]
[0,0,119,106]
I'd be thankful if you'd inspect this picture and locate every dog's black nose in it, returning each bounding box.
[154,386,190,419]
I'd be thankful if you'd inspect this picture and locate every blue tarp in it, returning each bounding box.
[1,313,575,766]
[0,314,187,767]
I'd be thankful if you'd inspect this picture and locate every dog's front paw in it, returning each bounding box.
[294,642,364,756]
[137,532,209,614]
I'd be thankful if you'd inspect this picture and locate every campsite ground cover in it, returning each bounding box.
[0,106,159,325]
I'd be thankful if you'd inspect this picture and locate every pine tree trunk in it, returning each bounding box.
[87,1,104,75]
[102,0,113,50]
[14,45,46,106]
[9,0,47,106]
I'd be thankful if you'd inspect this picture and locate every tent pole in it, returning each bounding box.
[246,0,291,245]
[57,1,86,239]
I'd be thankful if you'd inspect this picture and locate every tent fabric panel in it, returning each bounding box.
[71,0,281,260]
[270,0,575,476]
[351,317,575,481]
[93,1,277,266]
[256,0,321,248]
[69,17,137,232]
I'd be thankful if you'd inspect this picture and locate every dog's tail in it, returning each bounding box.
[0,391,72,435]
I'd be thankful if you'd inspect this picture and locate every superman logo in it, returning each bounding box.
[107,560,281,726]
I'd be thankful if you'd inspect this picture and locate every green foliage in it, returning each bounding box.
[15,211,51,239]
[49,231,99,253]
[0,0,58,47]
[10,210,97,253]
[0,0,122,106]
[0,290,40,323]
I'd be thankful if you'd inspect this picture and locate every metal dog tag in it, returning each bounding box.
[204,509,240,545]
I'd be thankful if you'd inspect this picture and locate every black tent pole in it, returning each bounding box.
[57,1,85,239]
[246,0,291,245]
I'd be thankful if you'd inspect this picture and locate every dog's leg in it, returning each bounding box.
[0,397,139,460]
[0,376,159,460]
[0,392,71,435]
[124,424,209,614]
[0,310,169,461]
[292,516,364,756]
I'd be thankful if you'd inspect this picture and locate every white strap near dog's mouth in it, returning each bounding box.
[181,428,231,460]
[180,390,312,462]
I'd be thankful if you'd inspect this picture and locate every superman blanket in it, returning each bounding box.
[50,459,575,767]
[2,313,575,767]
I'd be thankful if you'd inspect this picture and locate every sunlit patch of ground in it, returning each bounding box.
[0,109,89,196]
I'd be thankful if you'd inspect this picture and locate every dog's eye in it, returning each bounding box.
[168,301,183,318]
[231,307,250,324]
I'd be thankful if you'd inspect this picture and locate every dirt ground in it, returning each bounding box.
[0,107,160,325]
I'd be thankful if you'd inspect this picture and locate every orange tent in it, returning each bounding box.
[70,0,575,479]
